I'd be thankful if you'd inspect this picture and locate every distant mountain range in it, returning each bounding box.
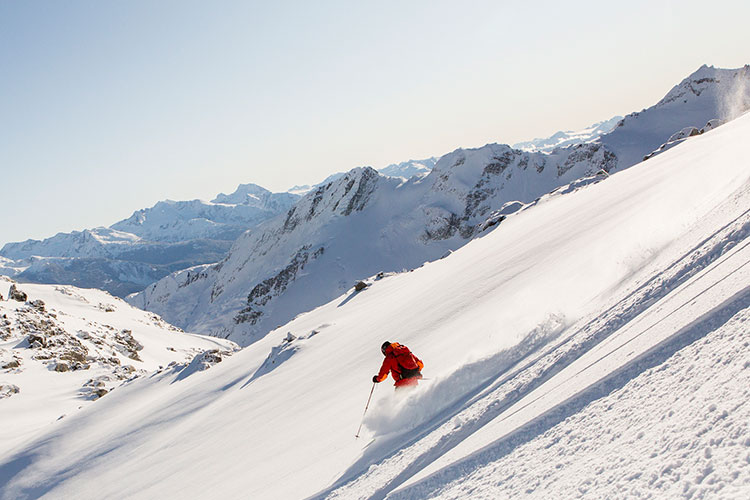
[3,65,749,315]
[0,161,437,297]
[0,185,300,297]
[512,116,622,152]
[128,65,750,345]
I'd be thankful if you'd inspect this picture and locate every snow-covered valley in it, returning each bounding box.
[1,96,748,500]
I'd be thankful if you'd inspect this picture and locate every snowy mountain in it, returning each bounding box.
[2,107,748,499]
[0,185,299,297]
[111,184,299,243]
[0,257,26,279]
[287,159,439,197]
[514,64,750,161]
[211,182,299,210]
[130,65,750,346]
[378,157,438,180]
[0,276,237,453]
[129,140,619,345]
[1,227,141,261]
[512,116,622,152]
[599,64,750,167]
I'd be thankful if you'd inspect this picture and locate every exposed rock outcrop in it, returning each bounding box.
[9,284,27,302]
[0,384,20,399]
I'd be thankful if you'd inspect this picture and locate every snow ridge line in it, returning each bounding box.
[393,285,750,500]
[387,235,750,499]
[463,207,750,418]
[317,207,750,500]
[568,248,750,383]
[456,248,750,445]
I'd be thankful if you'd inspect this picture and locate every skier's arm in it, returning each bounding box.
[374,357,391,382]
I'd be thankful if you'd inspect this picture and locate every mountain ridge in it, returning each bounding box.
[0,185,300,297]
[512,116,622,153]
[130,65,750,345]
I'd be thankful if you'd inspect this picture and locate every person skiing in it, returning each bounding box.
[372,341,424,389]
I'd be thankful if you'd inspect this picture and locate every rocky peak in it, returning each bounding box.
[421,139,619,242]
[599,65,750,169]
[656,65,750,113]
[281,167,382,233]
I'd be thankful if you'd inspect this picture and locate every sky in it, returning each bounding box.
[1,0,749,245]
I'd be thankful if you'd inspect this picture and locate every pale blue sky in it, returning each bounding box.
[1,0,748,245]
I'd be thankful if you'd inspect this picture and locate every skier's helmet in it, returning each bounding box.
[381,341,392,355]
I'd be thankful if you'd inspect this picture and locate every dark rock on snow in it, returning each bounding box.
[9,284,27,302]
[354,281,368,292]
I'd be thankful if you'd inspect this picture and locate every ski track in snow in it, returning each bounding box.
[395,253,750,499]
[317,184,750,499]
[406,303,750,499]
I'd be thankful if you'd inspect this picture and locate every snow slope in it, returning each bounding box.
[1,105,748,498]
[131,66,750,346]
[0,278,237,453]
[394,250,750,499]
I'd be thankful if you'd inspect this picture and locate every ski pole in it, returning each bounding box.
[355,382,376,438]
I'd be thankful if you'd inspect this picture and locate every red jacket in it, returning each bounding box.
[375,343,424,387]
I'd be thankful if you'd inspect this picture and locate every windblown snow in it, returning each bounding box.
[1,101,748,498]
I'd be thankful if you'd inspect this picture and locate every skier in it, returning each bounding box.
[372,341,424,389]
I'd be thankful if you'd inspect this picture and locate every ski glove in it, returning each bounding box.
[372,375,380,383]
